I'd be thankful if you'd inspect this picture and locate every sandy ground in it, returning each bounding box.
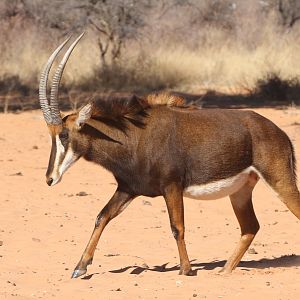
[0,107,300,300]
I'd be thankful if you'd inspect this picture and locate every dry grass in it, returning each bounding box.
[0,28,99,91]
[1,25,300,99]
[141,33,300,94]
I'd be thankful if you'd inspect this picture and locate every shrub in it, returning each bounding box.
[254,72,300,103]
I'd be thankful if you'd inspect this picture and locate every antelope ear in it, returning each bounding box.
[75,103,92,129]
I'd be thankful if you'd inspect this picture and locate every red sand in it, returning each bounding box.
[0,108,299,299]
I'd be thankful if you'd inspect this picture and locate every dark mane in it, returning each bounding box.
[87,92,197,131]
[89,94,148,131]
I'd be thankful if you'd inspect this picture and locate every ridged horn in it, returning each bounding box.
[39,36,71,124]
[50,32,85,125]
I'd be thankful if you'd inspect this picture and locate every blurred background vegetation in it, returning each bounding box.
[1,0,300,110]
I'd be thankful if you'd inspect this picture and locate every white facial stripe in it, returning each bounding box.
[49,135,77,186]
[58,146,77,175]
[49,135,66,185]
[54,135,65,171]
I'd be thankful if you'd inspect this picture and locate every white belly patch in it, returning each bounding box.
[183,166,257,200]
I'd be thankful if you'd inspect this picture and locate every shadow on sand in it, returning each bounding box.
[3,85,300,113]
[108,254,300,276]
[79,254,300,279]
[171,90,300,109]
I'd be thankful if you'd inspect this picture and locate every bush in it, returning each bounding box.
[0,75,30,96]
[74,54,190,93]
[254,72,300,103]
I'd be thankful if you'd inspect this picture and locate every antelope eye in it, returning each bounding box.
[59,130,69,140]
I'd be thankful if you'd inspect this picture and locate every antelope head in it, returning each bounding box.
[39,33,92,186]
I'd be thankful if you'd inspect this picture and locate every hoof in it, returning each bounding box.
[179,268,196,276]
[71,268,87,279]
[218,267,231,274]
[71,257,93,278]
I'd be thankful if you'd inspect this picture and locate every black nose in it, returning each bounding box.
[47,178,53,186]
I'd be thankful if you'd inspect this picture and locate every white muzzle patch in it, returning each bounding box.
[49,135,78,186]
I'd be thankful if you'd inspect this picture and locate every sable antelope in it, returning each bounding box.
[39,33,300,279]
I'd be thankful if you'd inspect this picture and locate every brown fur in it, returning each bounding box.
[40,35,299,279]
[44,93,300,279]
[47,124,63,136]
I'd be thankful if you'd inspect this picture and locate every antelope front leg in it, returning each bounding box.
[72,189,134,278]
[164,183,194,275]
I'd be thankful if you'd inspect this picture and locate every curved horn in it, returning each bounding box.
[50,32,85,125]
[39,36,71,124]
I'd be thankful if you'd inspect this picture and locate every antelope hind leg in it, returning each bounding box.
[221,173,259,273]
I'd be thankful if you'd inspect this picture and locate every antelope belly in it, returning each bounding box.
[184,167,254,200]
